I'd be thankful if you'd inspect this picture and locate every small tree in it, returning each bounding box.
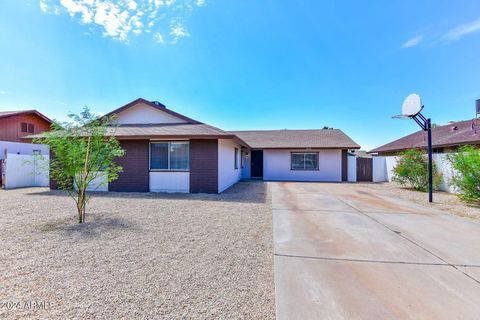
[35,108,125,223]
[392,148,442,191]
[446,145,480,203]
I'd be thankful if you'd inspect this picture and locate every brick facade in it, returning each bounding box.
[109,140,149,192]
[190,139,218,193]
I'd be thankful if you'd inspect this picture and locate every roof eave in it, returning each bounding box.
[102,98,203,125]
[0,110,53,124]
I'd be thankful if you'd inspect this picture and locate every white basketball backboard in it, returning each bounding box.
[402,93,423,117]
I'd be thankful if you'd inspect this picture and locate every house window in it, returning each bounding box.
[150,142,189,171]
[234,148,239,169]
[20,123,34,133]
[291,152,319,171]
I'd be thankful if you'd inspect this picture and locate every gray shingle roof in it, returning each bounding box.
[370,119,480,154]
[27,123,234,139]
[230,129,360,149]
[110,123,233,138]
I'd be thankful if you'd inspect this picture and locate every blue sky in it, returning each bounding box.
[0,1,479,150]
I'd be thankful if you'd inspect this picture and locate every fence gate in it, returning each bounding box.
[357,158,373,182]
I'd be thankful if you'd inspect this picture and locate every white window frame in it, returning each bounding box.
[149,141,190,172]
[290,152,319,171]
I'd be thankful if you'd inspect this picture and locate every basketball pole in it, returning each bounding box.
[427,118,433,203]
[412,111,433,203]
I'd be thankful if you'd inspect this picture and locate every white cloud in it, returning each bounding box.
[402,35,423,48]
[154,32,164,43]
[0,90,6,95]
[443,17,480,41]
[39,0,48,12]
[170,23,189,40]
[39,0,206,43]
[128,1,138,10]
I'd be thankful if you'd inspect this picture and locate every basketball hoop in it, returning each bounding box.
[393,93,433,203]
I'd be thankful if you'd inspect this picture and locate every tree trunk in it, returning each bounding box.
[77,136,91,224]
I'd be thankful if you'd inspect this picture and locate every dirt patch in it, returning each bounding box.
[361,182,480,219]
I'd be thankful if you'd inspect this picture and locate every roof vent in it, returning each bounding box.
[151,101,166,108]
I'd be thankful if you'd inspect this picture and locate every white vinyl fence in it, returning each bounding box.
[372,153,457,193]
[0,141,49,160]
[347,156,357,182]
[3,153,49,189]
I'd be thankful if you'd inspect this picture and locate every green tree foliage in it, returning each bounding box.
[392,149,442,191]
[446,145,480,203]
[34,108,125,223]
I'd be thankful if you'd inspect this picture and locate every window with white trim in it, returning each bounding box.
[291,152,319,171]
[150,142,189,171]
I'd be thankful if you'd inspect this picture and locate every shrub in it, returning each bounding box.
[392,149,442,191]
[446,145,480,203]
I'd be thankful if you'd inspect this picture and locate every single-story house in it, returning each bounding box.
[369,118,480,156]
[46,98,361,193]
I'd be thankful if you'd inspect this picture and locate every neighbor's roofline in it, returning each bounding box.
[0,109,53,124]
[102,98,203,124]
[369,140,480,154]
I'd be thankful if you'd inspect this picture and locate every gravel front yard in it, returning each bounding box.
[360,182,480,219]
[0,181,274,319]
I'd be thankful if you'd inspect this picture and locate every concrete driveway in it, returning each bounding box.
[271,182,480,320]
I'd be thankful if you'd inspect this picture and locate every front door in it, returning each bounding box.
[251,150,264,179]
[357,157,373,182]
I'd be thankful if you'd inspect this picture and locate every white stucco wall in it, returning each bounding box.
[74,172,108,192]
[115,103,187,125]
[4,154,49,189]
[347,155,357,182]
[385,156,399,182]
[433,153,457,193]
[263,149,342,182]
[0,141,49,160]
[375,154,457,193]
[149,172,190,193]
[372,156,388,182]
[218,139,242,192]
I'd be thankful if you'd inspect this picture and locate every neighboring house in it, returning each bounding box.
[369,118,480,155]
[0,109,52,159]
[0,110,52,143]
[41,98,360,193]
[0,110,52,187]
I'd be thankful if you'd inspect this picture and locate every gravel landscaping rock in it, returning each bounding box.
[0,181,274,319]
[360,182,480,219]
